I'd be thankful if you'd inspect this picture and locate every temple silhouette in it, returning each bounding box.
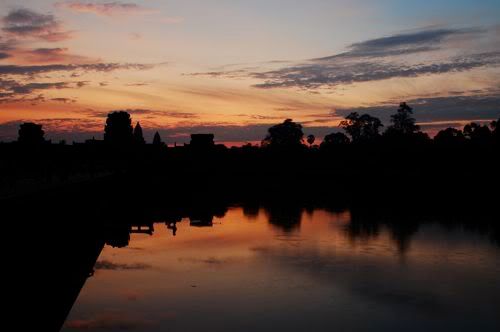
[0,103,498,207]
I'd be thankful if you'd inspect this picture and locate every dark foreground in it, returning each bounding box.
[3,176,499,331]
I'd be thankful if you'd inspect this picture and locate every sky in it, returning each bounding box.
[0,0,499,144]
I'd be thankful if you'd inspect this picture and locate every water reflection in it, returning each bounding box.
[8,198,500,332]
[54,205,500,331]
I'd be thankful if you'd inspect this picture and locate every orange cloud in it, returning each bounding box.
[7,47,96,65]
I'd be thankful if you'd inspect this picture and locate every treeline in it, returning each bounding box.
[260,103,499,150]
[7,102,500,149]
[0,103,499,203]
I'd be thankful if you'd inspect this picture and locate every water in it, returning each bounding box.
[61,207,500,331]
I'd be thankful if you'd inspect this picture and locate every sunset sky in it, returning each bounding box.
[0,0,499,144]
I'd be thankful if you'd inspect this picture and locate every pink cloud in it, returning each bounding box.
[56,1,158,17]
[56,2,184,23]
[10,47,96,65]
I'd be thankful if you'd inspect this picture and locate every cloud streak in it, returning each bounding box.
[0,37,90,65]
[253,52,500,89]
[13,47,95,64]
[51,97,77,103]
[0,62,158,77]
[55,1,183,23]
[317,28,482,60]
[190,27,500,90]
[0,78,87,103]
[83,108,199,119]
[56,1,157,17]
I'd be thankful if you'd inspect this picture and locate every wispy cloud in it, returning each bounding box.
[1,46,96,65]
[317,28,483,60]
[83,108,199,119]
[0,78,87,103]
[0,93,45,105]
[0,62,158,76]
[236,114,285,121]
[0,61,158,103]
[55,1,184,23]
[56,1,157,16]
[51,97,77,103]
[2,8,72,42]
[3,80,69,94]
[190,27,500,90]
[253,52,500,89]
[125,82,150,87]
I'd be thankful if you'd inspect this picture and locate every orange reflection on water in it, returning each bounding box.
[63,207,500,332]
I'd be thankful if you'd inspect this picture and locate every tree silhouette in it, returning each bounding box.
[262,119,304,148]
[491,119,499,142]
[320,132,350,149]
[18,122,45,145]
[385,102,420,135]
[133,122,145,145]
[104,111,133,145]
[434,128,466,145]
[340,112,383,142]
[153,131,163,146]
[463,122,492,144]
[307,134,316,147]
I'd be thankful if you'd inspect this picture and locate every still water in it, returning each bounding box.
[62,207,500,331]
